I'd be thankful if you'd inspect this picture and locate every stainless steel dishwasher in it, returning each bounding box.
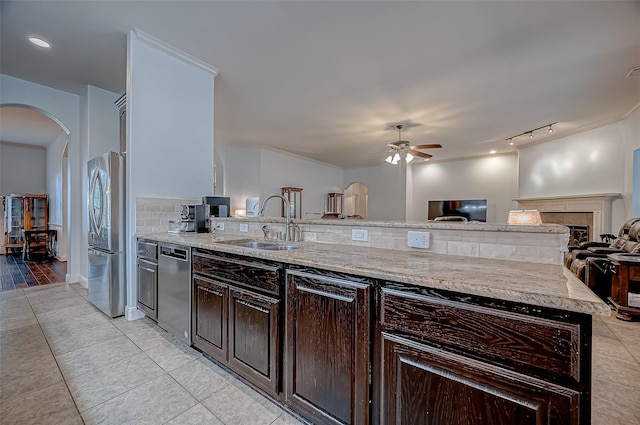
[158,243,192,345]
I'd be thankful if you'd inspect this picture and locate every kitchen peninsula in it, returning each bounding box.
[138,219,608,425]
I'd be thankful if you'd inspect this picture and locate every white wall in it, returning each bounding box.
[45,131,68,225]
[259,149,343,217]
[344,164,406,221]
[86,86,120,159]
[126,30,216,316]
[409,155,518,223]
[0,74,81,281]
[219,145,262,213]
[220,145,343,218]
[623,106,640,217]
[46,131,68,260]
[0,142,47,195]
[518,121,629,231]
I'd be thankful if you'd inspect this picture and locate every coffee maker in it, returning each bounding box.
[180,204,210,233]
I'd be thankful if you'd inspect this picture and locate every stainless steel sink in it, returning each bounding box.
[221,240,302,251]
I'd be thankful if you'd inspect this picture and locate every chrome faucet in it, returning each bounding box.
[259,194,293,241]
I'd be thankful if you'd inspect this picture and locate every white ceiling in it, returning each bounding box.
[1,1,639,168]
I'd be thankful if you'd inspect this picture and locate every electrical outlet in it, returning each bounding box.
[239,223,249,233]
[352,229,368,242]
[407,231,430,249]
[214,222,224,231]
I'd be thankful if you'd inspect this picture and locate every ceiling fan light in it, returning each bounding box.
[385,155,393,164]
[405,153,414,163]
[392,153,400,164]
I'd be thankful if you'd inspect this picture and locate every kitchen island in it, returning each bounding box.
[138,231,608,425]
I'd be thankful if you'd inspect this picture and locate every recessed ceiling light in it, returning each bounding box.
[489,150,497,154]
[28,37,51,49]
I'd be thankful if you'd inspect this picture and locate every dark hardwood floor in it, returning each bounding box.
[0,254,67,291]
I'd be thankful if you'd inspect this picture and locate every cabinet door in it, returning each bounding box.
[229,287,280,395]
[286,270,371,425]
[379,332,581,425]
[193,275,228,364]
[136,258,157,321]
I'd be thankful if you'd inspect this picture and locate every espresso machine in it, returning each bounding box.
[180,204,210,233]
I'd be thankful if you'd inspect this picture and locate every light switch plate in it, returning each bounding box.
[352,229,368,242]
[407,231,430,249]
[239,223,249,233]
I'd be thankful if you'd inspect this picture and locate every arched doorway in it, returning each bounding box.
[0,104,71,269]
[344,182,368,219]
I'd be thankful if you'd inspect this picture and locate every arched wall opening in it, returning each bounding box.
[0,103,72,269]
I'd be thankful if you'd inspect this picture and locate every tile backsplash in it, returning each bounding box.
[135,198,568,265]
[210,218,569,265]
[135,197,200,234]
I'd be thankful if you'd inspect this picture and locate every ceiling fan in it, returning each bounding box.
[385,124,442,164]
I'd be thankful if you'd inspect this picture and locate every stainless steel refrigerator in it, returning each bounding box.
[88,151,126,317]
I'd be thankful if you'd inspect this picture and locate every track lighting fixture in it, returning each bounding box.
[506,122,557,145]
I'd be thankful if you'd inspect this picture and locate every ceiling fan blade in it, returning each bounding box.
[410,144,442,150]
[410,150,432,159]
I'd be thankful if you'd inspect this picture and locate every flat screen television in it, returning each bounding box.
[428,199,487,222]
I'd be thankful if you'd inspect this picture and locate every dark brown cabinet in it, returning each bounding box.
[229,287,280,393]
[193,275,228,364]
[285,268,372,425]
[380,332,580,425]
[375,284,592,425]
[192,249,283,396]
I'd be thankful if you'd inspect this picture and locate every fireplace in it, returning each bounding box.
[514,193,620,242]
[567,225,589,247]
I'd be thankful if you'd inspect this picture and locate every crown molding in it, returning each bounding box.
[132,28,219,76]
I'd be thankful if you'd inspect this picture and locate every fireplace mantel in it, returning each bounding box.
[514,193,621,241]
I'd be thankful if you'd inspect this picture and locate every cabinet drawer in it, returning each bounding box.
[380,287,581,383]
[629,264,640,282]
[137,240,157,261]
[193,250,281,296]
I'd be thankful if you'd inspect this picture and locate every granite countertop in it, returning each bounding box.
[138,232,610,316]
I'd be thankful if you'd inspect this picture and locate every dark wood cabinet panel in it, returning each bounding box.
[192,275,228,364]
[380,287,582,383]
[192,249,283,397]
[193,250,281,295]
[229,287,280,394]
[286,269,372,425]
[379,332,581,425]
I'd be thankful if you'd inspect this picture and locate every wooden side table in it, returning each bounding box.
[608,253,640,321]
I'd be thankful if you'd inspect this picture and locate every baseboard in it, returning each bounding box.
[67,274,87,287]
[125,305,145,321]
[56,254,68,262]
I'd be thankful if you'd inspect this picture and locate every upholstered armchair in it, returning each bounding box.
[564,218,640,270]
[568,219,640,299]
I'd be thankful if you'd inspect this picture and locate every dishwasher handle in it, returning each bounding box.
[160,246,189,261]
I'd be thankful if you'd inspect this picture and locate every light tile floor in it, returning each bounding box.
[0,282,304,425]
[1,282,639,424]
